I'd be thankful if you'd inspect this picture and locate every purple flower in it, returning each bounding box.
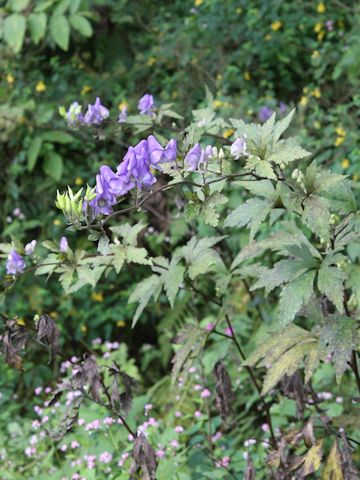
[138,94,155,116]
[119,144,156,190]
[84,97,110,125]
[118,107,128,123]
[25,239,37,255]
[6,249,26,275]
[258,106,274,122]
[59,237,69,252]
[279,102,288,115]
[230,137,247,159]
[147,135,177,169]
[184,144,212,171]
[65,102,84,126]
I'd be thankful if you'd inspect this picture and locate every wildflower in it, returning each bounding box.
[118,106,128,123]
[156,449,165,458]
[317,2,326,13]
[271,21,282,31]
[99,452,113,464]
[91,292,104,302]
[170,440,179,448]
[6,250,26,275]
[311,50,320,59]
[36,80,46,92]
[299,96,308,107]
[174,426,184,433]
[314,22,322,33]
[213,99,224,109]
[222,456,230,467]
[117,320,126,327]
[212,431,222,442]
[317,31,325,41]
[230,137,247,159]
[75,177,83,186]
[84,97,110,125]
[336,396,343,403]
[60,444,67,452]
[201,388,211,398]
[326,20,334,31]
[279,102,287,114]
[81,85,92,95]
[6,73,15,84]
[103,417,115,426]
[311,87,321,98]
[147,135,177,168]
[175,411,183,417]
[25,240,37,255]
[341,159,350,169]
[138,93,155,116]
[243,71,251,81]
[184,144,212,171]
[335,137,345,147]
[194,411,202,418]
[225,326,234,336]
[223,128,234,139]
[336,127,346,137]
[59,237,69,252]
[147,56,157,66]
[62,101,84,127]
[258,106,273,122]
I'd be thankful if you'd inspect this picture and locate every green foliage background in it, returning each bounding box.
[0,0,360,478]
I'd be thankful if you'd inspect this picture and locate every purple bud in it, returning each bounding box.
[118,107,128,123]
[230,137,247,159]
[25,239,37,255]
[6,249,26,275]
[59,237,69,252]
[138,94,155,116]
[258,106,274,122]
[84,97,110,125]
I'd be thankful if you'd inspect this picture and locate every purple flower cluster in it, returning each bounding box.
[86,135,177,216]
[65,97,109,126]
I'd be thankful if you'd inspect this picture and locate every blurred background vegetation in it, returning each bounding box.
[0,0,360,478]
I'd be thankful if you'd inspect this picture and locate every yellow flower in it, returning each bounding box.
[299,96,308,107]
[341,158,350,169]
[265,34,272,41]
[195,0,203,5]
[117,320,126,327]
[335,127,346,137]
[171,91,179,99]
[16,317,26,326]
[80,324,87,333]
[353,174,359,181]
[236,7,242,14]
[81,85,92,95]
[216,73,223,82]
[314,23,323,33]
[147,56,157,66]
[313,120,321,129]
[271,21,283,31]
[6,73,15,84]
[118,100,128,111]
[311,50,320,59]
[317,2,326,13]
[303,86,309,94]
[35,80,46,93]
[223,129,234,139]
[213,100,224,109]
[91,292,104,302]
[317,31,325,41]
[50,311,58,319]
[247,109,253,115]
[335,136,345,147]
[311,87,321,98]
[243,71,251,81]
[53,219,62,226]
[75,177,83,186]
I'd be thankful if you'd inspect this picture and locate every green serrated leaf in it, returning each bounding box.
[128,275,162,327]
[279,270,315,325]
[224,198,272,240]
[163,263,185,308]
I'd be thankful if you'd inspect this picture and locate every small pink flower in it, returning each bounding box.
[170,440,179,448]
[201,389,211,398]
[205,322,215,331]
[174,426,184,433]
[103,417,114,426]
[156,449,165,458]
[34,387,43,395]
[261,423,269,432]
[194,411,202,418]
[224,326,234,336]
[71,440,80,449]
[78,418,85,426]
[99,452,113,464]
[194,384,203,391]
[60,444,67,452]
[189,366,196,373]
[128,434,134,441]
[175,411,182,418]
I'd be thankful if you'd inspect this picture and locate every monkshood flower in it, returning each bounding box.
[25,240,37,255]
[118,106,128,123]
[61,101,84,127]
[118,143,156,190]
[59,237,69,252]
[147,135,177,169]
[84,97,110,125]
[138,93,155,116]
[6,249,26,275]
[230,137,247,159]
[184,144,212,171]
[279,102,287,115]
[87,167,119,215]
[258,106,274,122]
